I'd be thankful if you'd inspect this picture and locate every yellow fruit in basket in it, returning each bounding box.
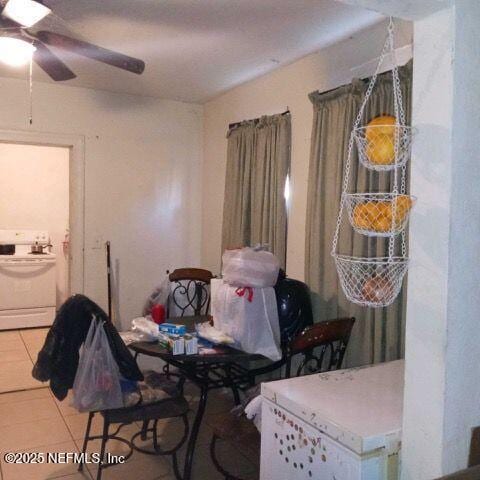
[365,115,396,141]
[366,134,395,165]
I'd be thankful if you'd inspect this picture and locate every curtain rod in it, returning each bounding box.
[228,108,290,131]
[313,60,411,99]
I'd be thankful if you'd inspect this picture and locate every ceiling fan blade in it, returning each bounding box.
[0,15,20,28]
[33,40,76,81]
[35,30,145,75]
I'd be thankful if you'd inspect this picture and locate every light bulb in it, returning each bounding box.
[0,37,36,67]
[2,0,51,28]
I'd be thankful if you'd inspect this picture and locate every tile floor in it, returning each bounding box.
[0,328,259,480]
[0,328,49,393]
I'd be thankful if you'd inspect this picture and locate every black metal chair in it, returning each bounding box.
[167,267,214,317]
[79,393,189,480]
[209,317,356,480]
[33,294,190,480]
[161,267,214,381]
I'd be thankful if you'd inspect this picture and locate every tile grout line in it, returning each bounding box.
[50,390,83,450]
[18,330,41,365]
[0,330,48,394]
[2,329,89,478]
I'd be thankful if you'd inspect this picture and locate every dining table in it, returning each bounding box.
[129,315,267,480]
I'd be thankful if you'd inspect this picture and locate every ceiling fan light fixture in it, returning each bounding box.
[0,37,36,66]
[2,0,51,28]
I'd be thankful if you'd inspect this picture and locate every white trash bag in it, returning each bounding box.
[211,279,282,361]
[222,247,280,288]
[73,319,124,412]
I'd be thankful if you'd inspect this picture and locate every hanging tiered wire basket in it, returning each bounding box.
[334,255,409,308]
[344,193,416,237]
[331,17,415,308]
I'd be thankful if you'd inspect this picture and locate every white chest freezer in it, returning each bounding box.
[260,360,404,480]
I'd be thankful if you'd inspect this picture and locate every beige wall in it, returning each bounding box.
[0,77,203,330]
[202,19,412,280]
[0,143,69,306]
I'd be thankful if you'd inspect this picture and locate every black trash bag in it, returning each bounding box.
[32,294,143,401]
[274,270,313,348]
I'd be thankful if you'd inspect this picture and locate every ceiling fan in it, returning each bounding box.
[0,0,145,80]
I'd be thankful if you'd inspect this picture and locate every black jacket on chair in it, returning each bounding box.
[32,294,143,400]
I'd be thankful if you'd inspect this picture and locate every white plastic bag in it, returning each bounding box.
[131,317,159,341]
[211,279,282,361]
[73,319,124,412]
[222,248,280,288]
[143,275,170,316]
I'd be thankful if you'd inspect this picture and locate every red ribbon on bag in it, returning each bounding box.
[235,287,254,302]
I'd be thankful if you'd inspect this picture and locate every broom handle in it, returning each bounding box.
[106,241,112,321]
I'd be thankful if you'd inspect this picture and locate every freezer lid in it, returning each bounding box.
[261,359,404,456]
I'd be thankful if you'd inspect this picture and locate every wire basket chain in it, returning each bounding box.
[400,163,408,256]
[352,31,392,131]
[388,228,396,259]
[388,18,407,126]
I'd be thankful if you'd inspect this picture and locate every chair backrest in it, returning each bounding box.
[287,317,355,377]
[274,276,313,348]
[168,268,214,317]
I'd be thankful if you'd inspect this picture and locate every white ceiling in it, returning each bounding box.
[0,0,383,103]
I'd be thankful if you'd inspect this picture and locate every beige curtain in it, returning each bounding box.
[222,113,291,267]
[305,62,412,367]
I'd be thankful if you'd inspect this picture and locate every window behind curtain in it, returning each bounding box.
[222,112,291,268]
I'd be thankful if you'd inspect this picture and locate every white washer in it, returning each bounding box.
[0,229,57,330]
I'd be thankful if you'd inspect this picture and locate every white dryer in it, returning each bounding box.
[0,229,57,330]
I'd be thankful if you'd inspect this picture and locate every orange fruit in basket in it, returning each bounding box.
[377,202,391,218]
[353,204,371,229]
[362,276,393,303]
[376,201,393,230]
[365,115,396,141]
[390,195,413,227]
[372,215,392,232]
[393,195,412,217]
[353,202,378,230]
[366,134,395,165]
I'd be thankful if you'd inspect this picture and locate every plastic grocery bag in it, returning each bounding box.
[222,248,280,288]
[211,279,282,361]
[131,317,160,341]
[143,275,170,316]
[73,319,124,412]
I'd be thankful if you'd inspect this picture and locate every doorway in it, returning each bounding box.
[0,130,85,296]
[0,143,70,306]
[0,131,84,392]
